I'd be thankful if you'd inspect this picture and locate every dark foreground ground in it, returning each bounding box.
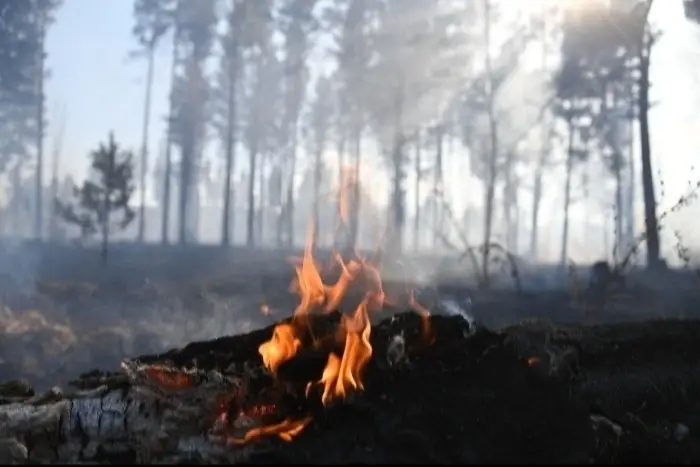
[3,312,700,463]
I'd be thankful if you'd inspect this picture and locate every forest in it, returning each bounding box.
[1,0,698,271]
[5,1,700,464]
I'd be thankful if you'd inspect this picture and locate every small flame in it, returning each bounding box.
[246,164,432,443]
[258,323,301,374]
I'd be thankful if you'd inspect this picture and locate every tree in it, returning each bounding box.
[304,74,333,244]
[131,0,174,243]
[0,0,62,239]
[277,0,318,247]
[242,41,281,246]
[215,0,273,246]
[684,0,700,23]
[457,0,535,279]
[557,0,660,267]
[368,0,466,257]
[55,133,135,264]
[171,0,217,244]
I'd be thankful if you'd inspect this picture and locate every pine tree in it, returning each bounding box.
[56,133,135,264]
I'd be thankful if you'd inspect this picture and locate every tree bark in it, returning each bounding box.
[138,47,156,244]
[161,18,179,246]
[559,121,574,267]
[35,12,46,241]
[246,145,258,247]
[530,166,543,259]
[221,47,239,247]
[638,33,661,269]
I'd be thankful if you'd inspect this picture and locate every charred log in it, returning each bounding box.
[4,314,700,463]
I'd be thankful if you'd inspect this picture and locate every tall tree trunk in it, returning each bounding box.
[560,121,574,267]
[530,165,543,259]
[413,129,421,252]
[614,159,623,260]
[638,31,661,269]
[138,47,156,243]
[390,137,405,257]
[162,140,172,244]
[247,144,258,247]
[49,108,66,241]
[221,49,238,246]
[178,148,191,245]
[389,89,406,257]
[481,0,498,285]
[284,127,298,247]
[161,11,179,245]
[35,14,46,241]
[432,125,443,249]
[257,152,267,243]
[626,102,635,250]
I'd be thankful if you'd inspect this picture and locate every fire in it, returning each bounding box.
[237,164,432,444]
[258,324,301,374]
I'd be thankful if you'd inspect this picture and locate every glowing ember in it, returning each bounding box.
[145,366,193,391]
[226,416,313,444]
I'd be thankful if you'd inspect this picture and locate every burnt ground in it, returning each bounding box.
[0,243,699,394]
[124,312,700,464]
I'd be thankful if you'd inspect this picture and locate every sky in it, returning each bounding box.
[44,0,700,259]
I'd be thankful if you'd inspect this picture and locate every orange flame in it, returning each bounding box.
[258,323,301,374]
[246,164,432,443]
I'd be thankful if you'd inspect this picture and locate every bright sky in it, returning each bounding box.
[45,0,700,258]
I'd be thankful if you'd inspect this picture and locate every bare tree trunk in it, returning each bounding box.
[138,47,156,243]
[388,90,406,257]
[560,121,574,267]
[257,152,266,244]
[530,165,543,259]
[284,134,298,248]
[49,107,66,241]
[638,30,661,269]
[246,144,258,247]
[413,129,421,252]
[482,0,498,285]
[35,13,46,241]
[626,112,635,249]
[162,13,179,245]
[221,48,238,246]
[432,125,443,250]
[614,159,623,260]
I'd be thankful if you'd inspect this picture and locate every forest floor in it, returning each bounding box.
[0,246,699,393]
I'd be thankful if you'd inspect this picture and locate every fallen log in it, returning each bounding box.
[4,313,700,464]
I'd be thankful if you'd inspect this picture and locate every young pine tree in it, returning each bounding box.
[56,132,135,264]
